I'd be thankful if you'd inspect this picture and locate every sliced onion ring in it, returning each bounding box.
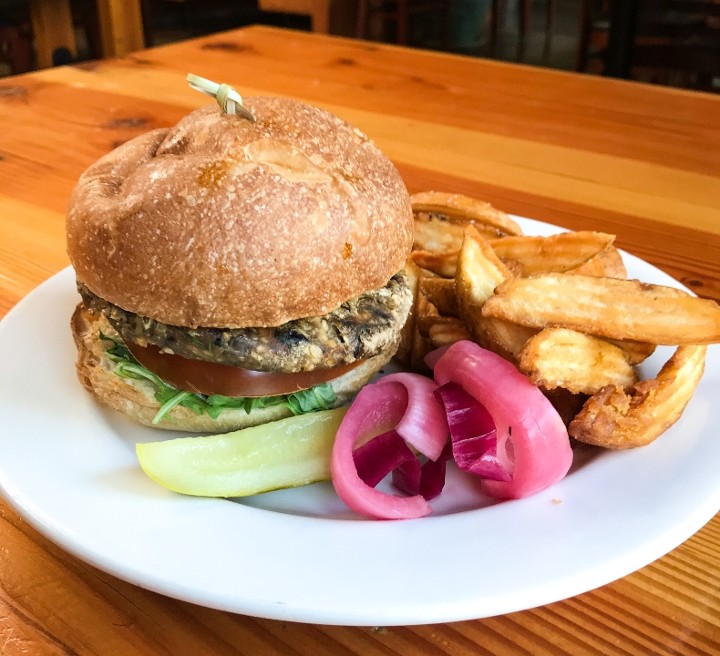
[352,430,450,502]
[392,441,452,501]
[331,381,432,519]
[432,341,572,499]
[376,372,449,460]
[435,382,511,482]
[352,429,416,488]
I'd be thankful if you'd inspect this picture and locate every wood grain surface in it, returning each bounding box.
[0,25,719,655]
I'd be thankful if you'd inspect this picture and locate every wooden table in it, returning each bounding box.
[1,24,719,655]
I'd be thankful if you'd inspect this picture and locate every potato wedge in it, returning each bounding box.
[608,339,656,365]
[427,317,472,348]
[413,215,466,253]
[411,191,523,237]
[541,387,589,428]
[517,327,638,395]
[409,283,437,371]
[419,277,458,316]
[403,191,718,451]
[568,344,707,448]
[456,225,510,307]
[455,225,535,360]
[395,259,425,366]
[410,249,458,278]
[481,317,537,361]
[416,302,441,336]
[482,274,720,345]
[489,231,615,277]
[455,225,511,336]
[570,245,627,279]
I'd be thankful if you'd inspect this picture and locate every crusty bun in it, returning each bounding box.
[66,97,413,329]
[71,304,396,432]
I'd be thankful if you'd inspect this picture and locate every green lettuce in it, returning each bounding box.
[99,332,336,425]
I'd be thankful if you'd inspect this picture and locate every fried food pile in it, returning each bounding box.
[398,191,720,449]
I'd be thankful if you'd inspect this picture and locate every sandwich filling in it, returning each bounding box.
[77,272,412,373]
[75,272,412,424]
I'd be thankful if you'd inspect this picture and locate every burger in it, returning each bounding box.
[67,96,414,431]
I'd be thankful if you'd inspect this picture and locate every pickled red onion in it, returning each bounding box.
[435,383,511,482]
[433,341,572,499]
[376,372,449,461]
[423,344,450,370]
[352,429,450,502]
[330,381,433,519]
[393,442,452,500]
[353,429,415,487]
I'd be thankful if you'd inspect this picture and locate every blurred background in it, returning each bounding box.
[1,1,718,92]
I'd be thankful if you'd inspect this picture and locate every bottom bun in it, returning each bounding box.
[71,304,398,432]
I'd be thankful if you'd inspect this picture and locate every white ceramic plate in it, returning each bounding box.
[0,217,718,626]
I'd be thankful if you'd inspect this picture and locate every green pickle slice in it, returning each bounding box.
[136,407,347,497]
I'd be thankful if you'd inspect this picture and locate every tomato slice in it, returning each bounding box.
[126,341,362,398]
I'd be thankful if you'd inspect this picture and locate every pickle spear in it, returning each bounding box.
[136,407,347,497]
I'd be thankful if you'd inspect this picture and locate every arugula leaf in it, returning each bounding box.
[99,333,337,424]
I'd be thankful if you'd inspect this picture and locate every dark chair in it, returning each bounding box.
[258,0,331,33]
[0,21,33,74]
[630,0,720,90]
[355,0,451,48]
[0,4,34,76]
[490,0,595,70]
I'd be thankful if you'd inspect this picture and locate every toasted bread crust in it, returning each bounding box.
[66,98,413,329]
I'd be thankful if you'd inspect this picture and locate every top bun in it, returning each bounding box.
[66,97,413,328]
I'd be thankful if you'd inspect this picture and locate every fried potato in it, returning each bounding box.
[489,231,615,277]
[416,306,443,337]
[411,191,523,237]
[455,225,535,360]
[482,273,720,345]
[607,339,656,365]
[410,326,433,372]
[415,278,466,350]
[518,327,638,395]
[481,317,537,362]
[570,245,627,279]
[419,277,458,316]
[541,387,589,428]
[413,215,466,253]
[455,225,511,333]
[410,249,458,278]
[456,225,510,306]
[428,317,472,348]
[409,288,436,372]
[568,344,707,448]
[395,259,428,366]
[405,191,715,451]
[501,258,525,278]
